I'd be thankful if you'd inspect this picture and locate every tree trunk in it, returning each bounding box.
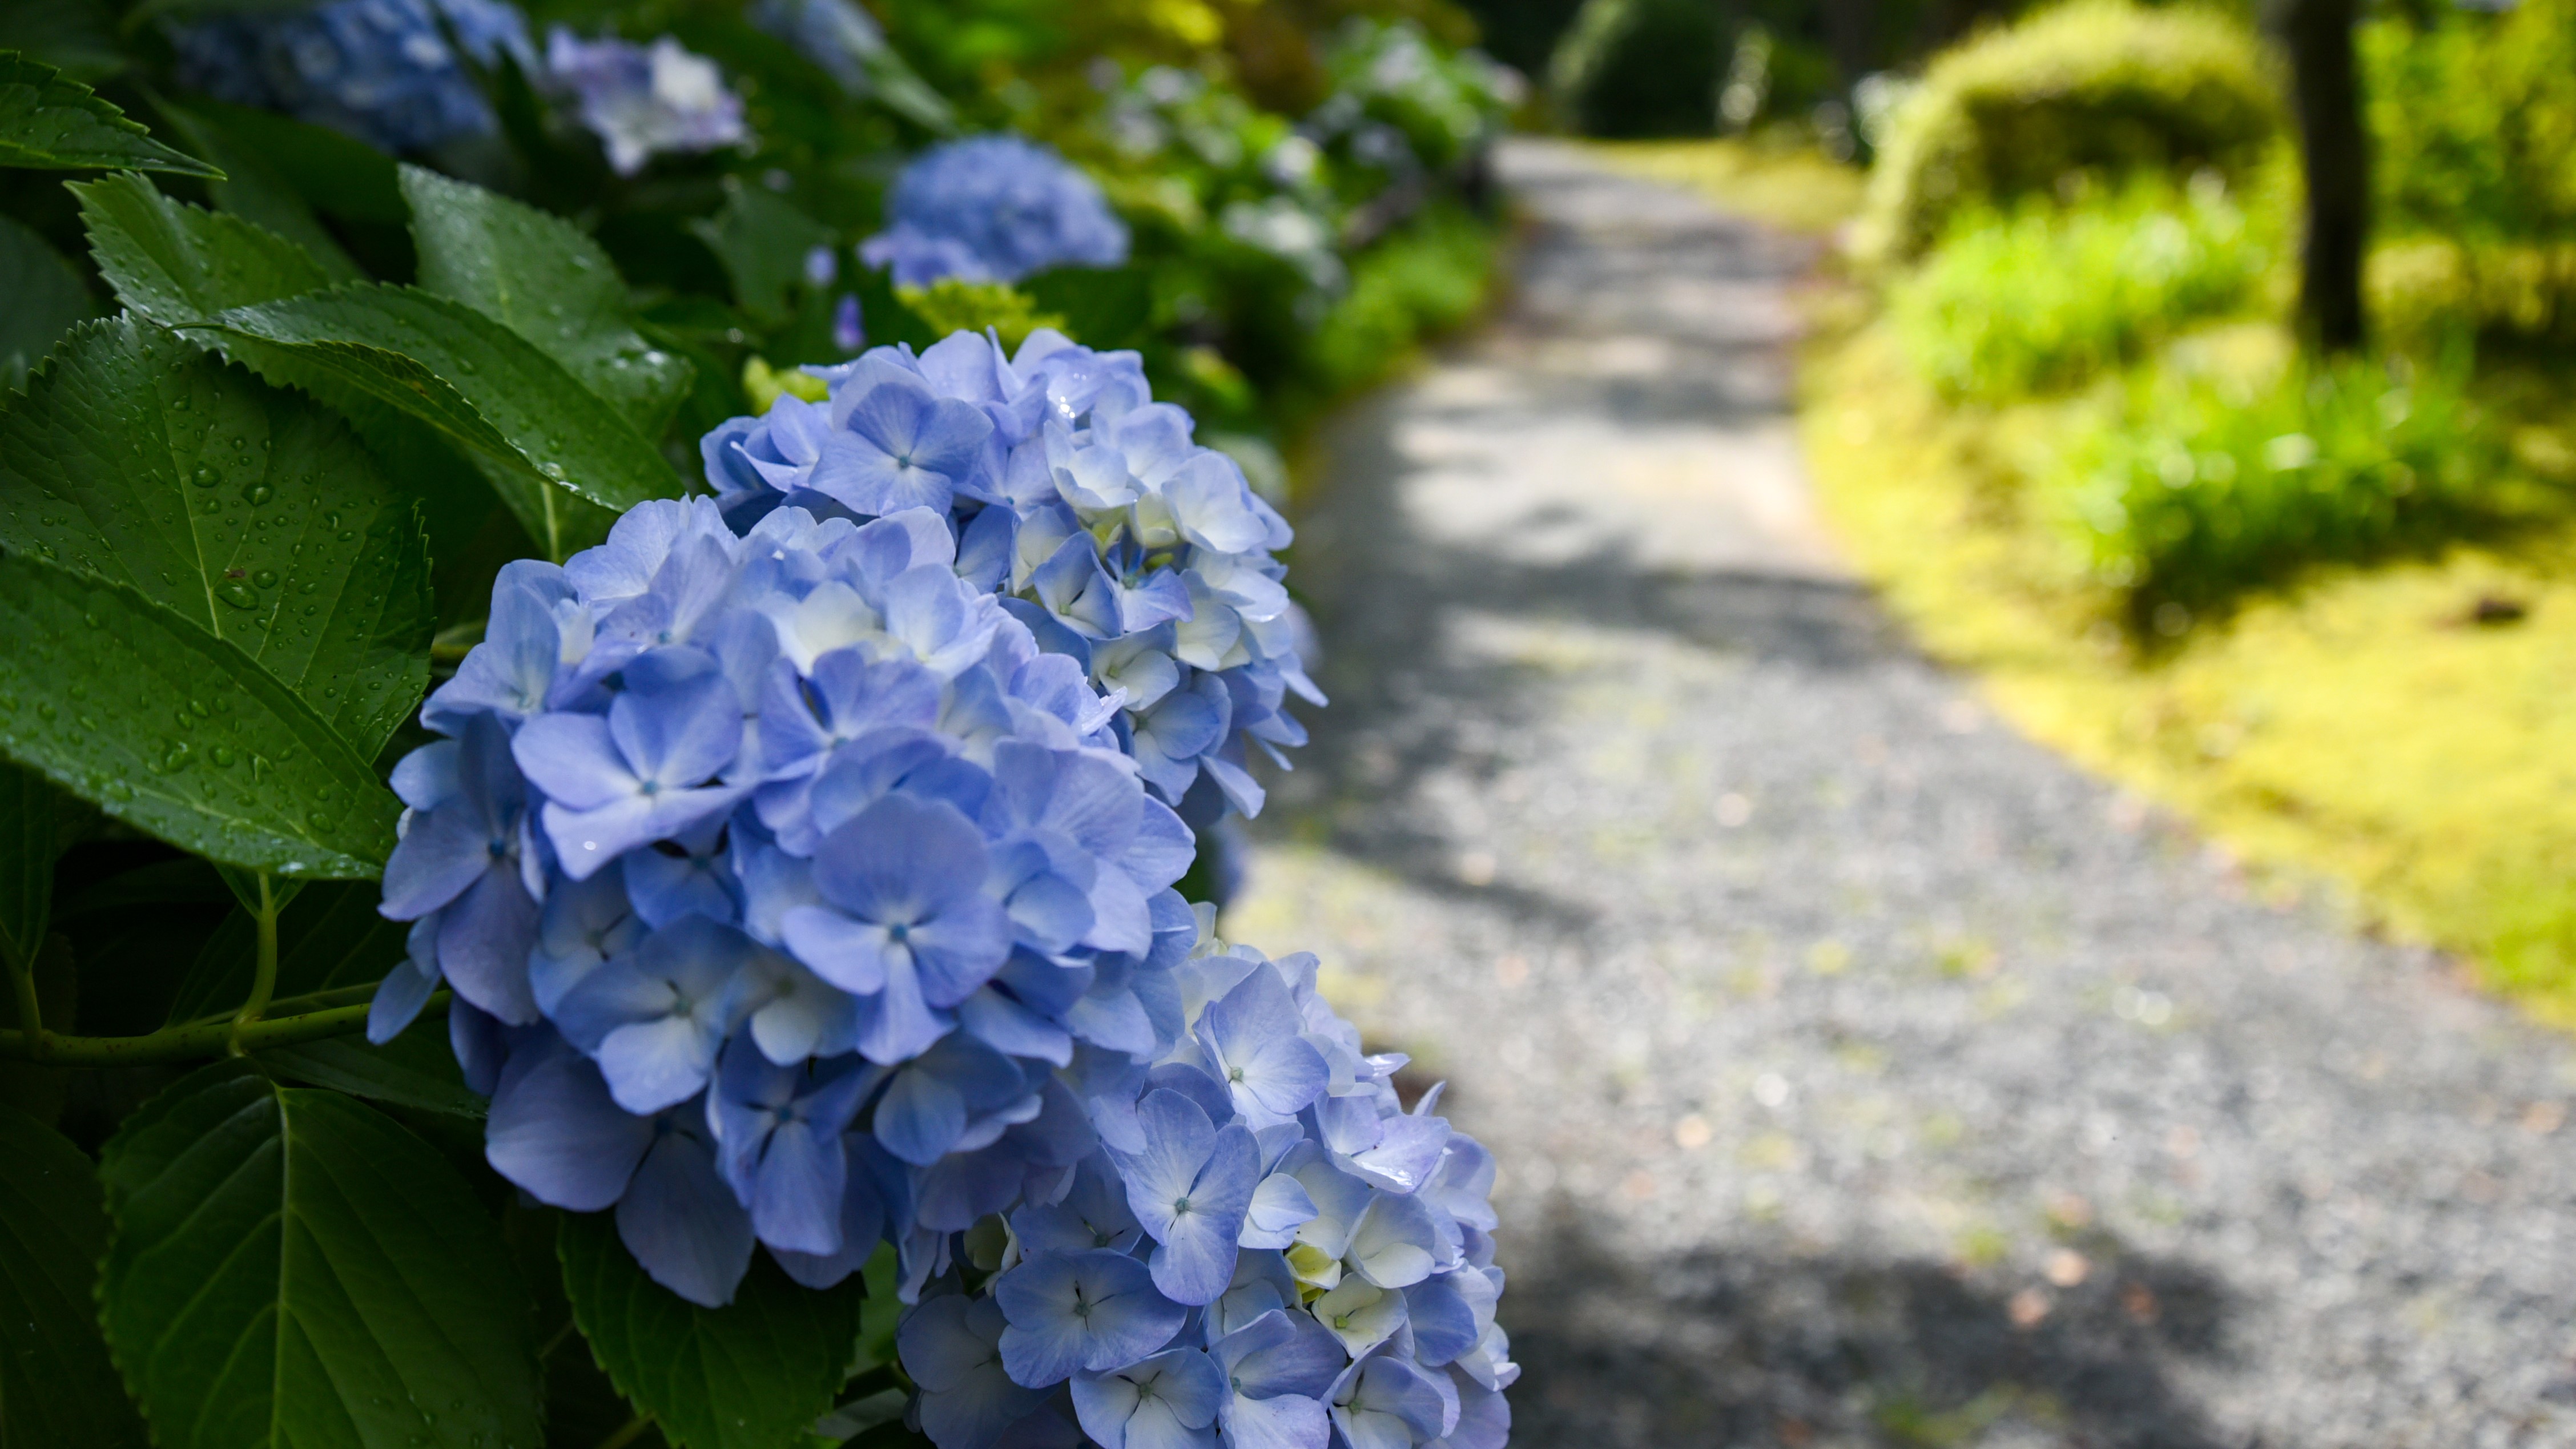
[1820,0,1877,97]
[2272,0,2369,352]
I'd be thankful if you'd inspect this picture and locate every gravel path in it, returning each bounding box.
[1229,139,2576,1449]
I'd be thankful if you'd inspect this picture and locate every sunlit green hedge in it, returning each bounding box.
[1855,0,2280,263]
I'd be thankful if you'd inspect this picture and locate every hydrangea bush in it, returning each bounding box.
[1309,20,1521,189]
[0,9,1513,1446]
[172,0,747,174]
[864,136,1134,287]
[371,329,1503,1446]
[542,29,751,175]
[170,0,534,152]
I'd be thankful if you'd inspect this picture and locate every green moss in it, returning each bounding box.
[1804,317,2576,1027]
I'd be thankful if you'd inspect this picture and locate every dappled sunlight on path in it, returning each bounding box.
[1231,139,2576,1448]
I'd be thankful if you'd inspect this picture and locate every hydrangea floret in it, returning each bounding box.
[170,0,533,152]
[372,327,1505,1448]
[542,30,751,175]
[863,136,1132,287]
[698,327,1318,827]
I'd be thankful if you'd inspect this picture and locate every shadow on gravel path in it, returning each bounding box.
[1232,140,2576,1447]
[1510,1217,2239,1449]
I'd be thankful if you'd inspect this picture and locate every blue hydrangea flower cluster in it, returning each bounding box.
[699,328,1316,828]
[897,936,1516,1449]
[862,136,1131,287]
[170,0,533,153]
[542,30,750,176]
[371,489,1208,1305]
[371,359,1509,1442]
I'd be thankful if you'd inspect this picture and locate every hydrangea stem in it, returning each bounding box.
[591,1414,653,1449]
[230,871,283,1055]
[0,995,446,1065]
[6,956,45,1062]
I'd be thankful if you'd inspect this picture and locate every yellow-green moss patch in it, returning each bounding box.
[1805,320,2576,1025]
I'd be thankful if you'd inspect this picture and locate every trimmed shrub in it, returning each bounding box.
[1891,173,2270,401]
[1855,0,2281,263]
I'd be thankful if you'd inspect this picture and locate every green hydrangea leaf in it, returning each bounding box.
[148,101,365,281]
[96,1063,540,1449]
[153,95,405,224]
[1021,265,1153,349]
[253,1028,486,1118]
[0,554,395,876]
[0,53,220,176]
[0,1105,147,1447]
[0,316,432,757]
[74,170,331,320]
[402,164,695,437]
[78,176,643,559]
[0,212,95,392]
[560,1210,868,1449]
[690,180,837,327]
[195,286,677,553]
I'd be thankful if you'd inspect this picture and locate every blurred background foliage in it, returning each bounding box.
[1452,0,2576,1016]
[0,0,1521,543]
[7,0,2576,1016]
[1423,0,2576,1016]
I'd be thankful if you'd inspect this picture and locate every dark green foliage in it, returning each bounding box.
[0,212,92,391]
[692,178,840,327]
[0,1105,146,1448]
[96,1063,541,1449]
[0,762,59,973]
[1858,0,2282,261]
[74,170,337,319]
[1024,265,1156,350]
[1546,0,1722,137]
[253,1029,486,1118]
[0,316,433,755]
[147,100,368,281]
[193,288,678,546]
[162,880,410,1024]
[1457,0,1589,77]
[0,53,220,176]
[0,554,400,876]
[560,1211,870,1449]
[80,175,665,558]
